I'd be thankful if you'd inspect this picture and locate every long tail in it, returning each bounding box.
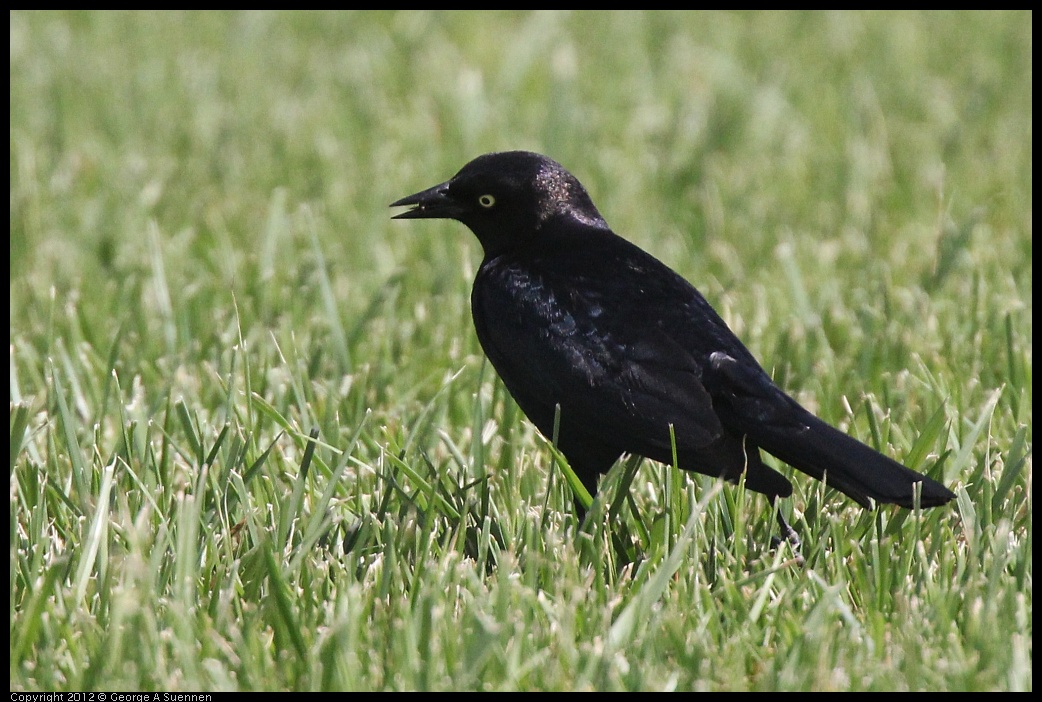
[753,411,955,508]
[706,350,956,508]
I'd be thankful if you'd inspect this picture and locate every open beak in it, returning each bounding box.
[389,181,459,220]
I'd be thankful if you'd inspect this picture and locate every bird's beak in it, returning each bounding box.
[389,181,458,220]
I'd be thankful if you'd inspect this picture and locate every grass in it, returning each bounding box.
[9,10,1031,691]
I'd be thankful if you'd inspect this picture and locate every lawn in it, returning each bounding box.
[9,11,1031,691]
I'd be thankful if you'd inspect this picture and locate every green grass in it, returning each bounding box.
[10,10,1031,691]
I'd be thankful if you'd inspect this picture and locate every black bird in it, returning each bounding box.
[391,151,955,535]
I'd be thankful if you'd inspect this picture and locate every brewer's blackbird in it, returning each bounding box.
[391,151,955,534]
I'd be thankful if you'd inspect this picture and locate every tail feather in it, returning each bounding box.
[754,412,955,508]
[705,351,955,509]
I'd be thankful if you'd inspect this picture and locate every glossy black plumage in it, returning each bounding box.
[391,151,955,523]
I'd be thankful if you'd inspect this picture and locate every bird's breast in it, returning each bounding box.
[471,262,618,384]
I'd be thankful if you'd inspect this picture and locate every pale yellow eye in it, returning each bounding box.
[478,194,496,208]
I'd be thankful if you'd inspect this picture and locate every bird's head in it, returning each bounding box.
[391,151,606,257]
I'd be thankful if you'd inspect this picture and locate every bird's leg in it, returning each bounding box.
[769,497,802,560]
[573,497,588,525]
[775,508,801,550]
